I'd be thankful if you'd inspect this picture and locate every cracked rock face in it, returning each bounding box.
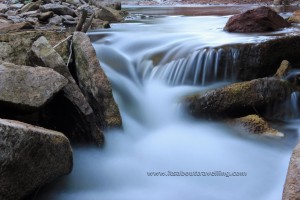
[0,62,68,111]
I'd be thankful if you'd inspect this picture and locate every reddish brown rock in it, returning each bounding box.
[224,6,290,33]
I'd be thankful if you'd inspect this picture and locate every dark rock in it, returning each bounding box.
[283,141,300,200]
[0,22,33,33]
[0,62,68,111]
[72,32,122,129]
[63,20,77,26]
[95,6,123,22]
[222,35,300,81]
[224,6,290,33]
[184,77,292,118]
[226,114,284,137]
[0,118,72,200]
[40,3,77,17]
[0,31,70,65]
[114,2,121,10]
[29,36,104,145]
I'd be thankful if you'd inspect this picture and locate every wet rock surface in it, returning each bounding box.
[184,77,292,118]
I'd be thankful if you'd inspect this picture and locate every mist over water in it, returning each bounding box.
[38,7,300,200]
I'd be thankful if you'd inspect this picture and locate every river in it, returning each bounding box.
[37,5,300,200]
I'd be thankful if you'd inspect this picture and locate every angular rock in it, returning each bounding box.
[274,60,292,78]
[224,6,290,33]
[0,22,33,33]
[0,62,68,111]
[29,36,104,145]
[49,15,62,25]
[10,3,24,10]
[72,32,122,129]
[0,118,72,200]
[283,141,300,200]
[20,1,41,13]
[288,10,300,23]
[226,114,284,137]
[0,31,70,65]
[185,77,292,118]
[40,3,77,17]
[95,6,123,22]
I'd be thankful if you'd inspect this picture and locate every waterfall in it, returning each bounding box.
[290,92,300,118]
[37,10,299,200]
[146,47,239,86]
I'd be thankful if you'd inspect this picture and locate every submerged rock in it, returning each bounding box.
[224,6,290,33]
[283,141,300,200]
[72,32,122,129]
[0,118,72,200]
[184,77,292,118]
[226,114,284,137]
[0,62,68,111]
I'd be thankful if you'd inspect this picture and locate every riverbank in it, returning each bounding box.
[122,0,298,5]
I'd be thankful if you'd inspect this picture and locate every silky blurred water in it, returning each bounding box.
[37,6,300,200]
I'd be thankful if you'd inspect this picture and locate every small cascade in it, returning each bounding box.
[148,47,240,86]
[290,92,300,118]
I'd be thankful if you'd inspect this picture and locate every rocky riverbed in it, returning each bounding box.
[1,1,300,200]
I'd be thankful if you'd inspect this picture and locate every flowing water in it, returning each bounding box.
[38,6,300,200]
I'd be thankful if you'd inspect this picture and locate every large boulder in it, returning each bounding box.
[0,118,72,200]
[283,141,300,200]
[95,6,123,22]
[224,6,290,33]
[0,62,68,111]
[72,32,122,129]
[40,4,77,17]
[29,36,104,145]
[226,114,284,138]
[0,31,70,65]
[184,77,292,118]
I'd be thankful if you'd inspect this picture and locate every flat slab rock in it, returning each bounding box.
[0,118,72,200]
[0,62,68,110]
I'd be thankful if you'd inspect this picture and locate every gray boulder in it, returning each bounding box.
[29,36,104,145]
[184,77,292,118]
[40,3,77,17]
[0,62,68,111]
[0,118,72,200]
[72,32,122,129]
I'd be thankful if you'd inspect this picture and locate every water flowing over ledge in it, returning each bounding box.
[38,6,300,200]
